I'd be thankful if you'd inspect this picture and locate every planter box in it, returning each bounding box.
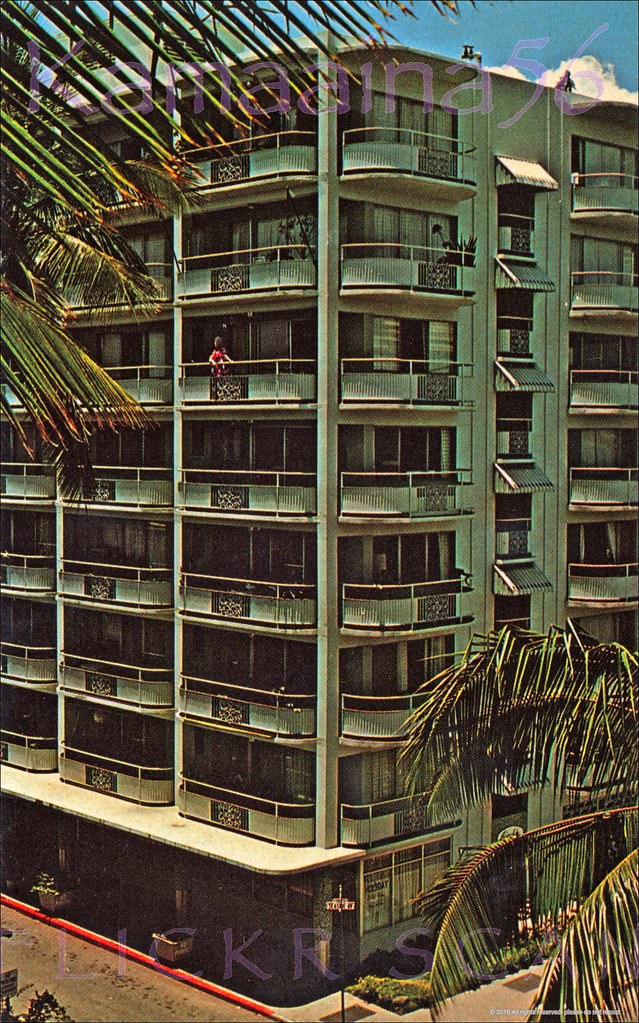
[152,932,195,963]
[37,890,73,915]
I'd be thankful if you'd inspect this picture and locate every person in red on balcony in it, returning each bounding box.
[209,336,233,398]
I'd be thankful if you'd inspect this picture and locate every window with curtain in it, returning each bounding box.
[572,237,636,276]
[370,749,397,802]
[363,854,393,932]
[393,846,422,922]
[363,839,452,933]
[427,322,456,370]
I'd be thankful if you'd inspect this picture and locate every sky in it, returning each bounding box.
[388,0,638,102]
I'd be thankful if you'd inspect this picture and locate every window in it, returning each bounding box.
[363,838,452,933]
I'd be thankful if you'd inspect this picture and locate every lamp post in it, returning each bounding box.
[325,884,355,1023]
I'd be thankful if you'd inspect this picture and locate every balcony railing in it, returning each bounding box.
[1,463,55,501]
[0,731,57,772]
[68,265,173,308]
[570,272,638,313]
[497,317,533,358]
[495,518,532,559]
[179,469,316,516]
[340,358,469,405]
[568,563,638,603]
[341,691,429,741]
[1,642,57,684]
[60,654,173,707]
[341,577,468,631]
[340,470,470,518]
[59,560,173,607]
[571,173,638,215]
[342,127,475,183]
[180,572,316,627]
[179,676,316,737]
[341,790,437,846]
[187,131,316,187]
[340,243,474,295]
[106,365,172,404]
[1,553,56,593]
[496,418,533,458]
[62,467,172,508]
[179,245,316,298]
[563,782,636,819]
[569,467,638,508]
[569,370,638,410]
[179,775,315,845]
[498,214,535,257]
[60,746,174,804]
[180,359,316,404]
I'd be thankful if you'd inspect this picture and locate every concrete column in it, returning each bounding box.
[172,211,183,806]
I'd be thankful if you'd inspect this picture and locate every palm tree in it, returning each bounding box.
[2,1,473,490]
[401,624,638,1020]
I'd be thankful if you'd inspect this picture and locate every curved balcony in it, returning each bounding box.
[569,467,638,508]
[60,654,173,708]
[180,573,316,628]
[60,746,174,805]
[179,676,316,737]
[341,691,428,742]
[497,316,533,359]
[179,245,316,299]
[180,359,316,404]
[188,131,316,191]
[571,173,638,218]
[340,470,471,519]
[1,464,55,502]
[567,563,638,604]
[106,365,173,405]
[179,469,316,517]
[341,577,468,632]
[63,467,173,508]
[341,790,440,847]
[569,370,638,412]
[1,731,57,772]
[340,358,469,406]
[179,775,315,846]
[341,127,476,199]
[59,561,173,608]
[498,214,535,258]
[570,272,638,314]
[1,553,55,594]
[341,243,474,299]
[68,265,173,309]
[1,642,57,685]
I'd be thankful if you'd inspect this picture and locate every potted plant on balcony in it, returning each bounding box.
[151,927,196,964]
[30,872,74,915]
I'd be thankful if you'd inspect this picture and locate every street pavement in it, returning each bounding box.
[0,905,269,1023]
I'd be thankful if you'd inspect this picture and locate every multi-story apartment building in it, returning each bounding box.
[2,45,637,997]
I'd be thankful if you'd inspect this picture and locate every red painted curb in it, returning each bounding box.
[1,894,286,1021]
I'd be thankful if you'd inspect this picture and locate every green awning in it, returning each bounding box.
[495,259,555,292]
[494,462,554,493]
[495,361,555,393]
[494,563,553,595]
[496,157,558,190]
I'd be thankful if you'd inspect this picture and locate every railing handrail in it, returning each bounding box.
[496,417,533,428]
[568,561,638,575]
[572,171,638,186]
[570,369,638,382]
[181,468,315,482]
[1,462,53,474]
[341,241,468,260]
[1,551,54,564]
[1,729,57,746]
[342,576,466,598]
[81,465,172,477]
[180,570,314,594]
[340,789,431,817]
[102,364,172,373]
[179,773,314,812]
[182,243,312,267]
[180,674,316,707]
[0,640,56,655]
[340,357,470,371]
[60,560,171,576]
[342,126,475,154]
[184,129,316,159]
[341,690,427,710]
[570,466,637,478]
[497,316,534,327]
[61,652,172,677]
[62,743,173,775]
[498,212,535,224]
[495,516,532,529]
[340,469,469,483]
[180,358,315,371]
[571,270,636,283]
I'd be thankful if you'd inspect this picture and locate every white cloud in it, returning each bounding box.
[486,54,638,105]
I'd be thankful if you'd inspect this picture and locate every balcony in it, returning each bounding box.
[341,577,468,631]
[1,553,55,594]
[567,563,638,604]
[496,418,533,458]
[65,467,173,508]
[60,746,174,804]
[179,676,315,737]
[497,317,533,359]
[1,642,56,685]
[341,691,428,742]
[563,782,636,819]
[495,518,532,559]
[340,243,474,298]
[341,128,476,198]
[68,264,173,309]
[569,370,638,412]
[107,365,173,405]
[179,776,315,845]
[60,654,173,708]
[569,468,638,508]
[340,359,469,406]
[571,173,638,218]
[180,359,316,404]
[1,464,55,502]
[180,573,316,628]
[570,272,638,314]
[0,731,57,772]
[178,246,316,299]
[59,561,173,608]
[498,214,535,258]
[188,131,316,190]
[179,470,316,517]
[340,471,471,519]
[341,790,442,847]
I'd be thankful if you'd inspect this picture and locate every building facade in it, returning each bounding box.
[2,46,637,998]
